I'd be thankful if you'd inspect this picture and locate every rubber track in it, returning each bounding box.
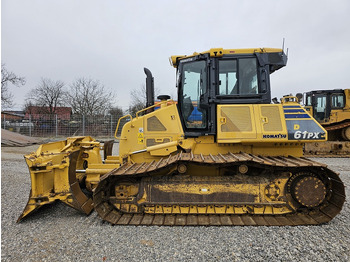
[94,152,345,226]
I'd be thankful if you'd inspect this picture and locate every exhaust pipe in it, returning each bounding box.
[144,67,154,109]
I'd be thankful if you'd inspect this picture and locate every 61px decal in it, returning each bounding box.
[293,131,324,139]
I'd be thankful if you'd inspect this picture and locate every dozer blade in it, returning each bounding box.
[103,140,114,160]
[17,150,94,222]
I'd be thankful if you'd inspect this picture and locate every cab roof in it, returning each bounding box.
[170,47,284,68]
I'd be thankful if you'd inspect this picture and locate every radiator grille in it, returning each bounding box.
[147,116,166,131]
[221,106,252,132]
[261,106,283,131]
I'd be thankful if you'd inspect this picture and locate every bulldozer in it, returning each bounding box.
[303,89,350,156]
[18,48,345,226]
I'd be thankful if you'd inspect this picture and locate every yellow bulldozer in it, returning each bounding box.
[303,89,350,156]
[18,48,345,226]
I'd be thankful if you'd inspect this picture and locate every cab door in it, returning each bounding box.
[313,94,329,123]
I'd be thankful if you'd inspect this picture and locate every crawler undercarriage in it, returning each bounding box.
[94,152,345,226]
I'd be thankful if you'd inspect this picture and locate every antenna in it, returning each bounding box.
[282,38,285,52]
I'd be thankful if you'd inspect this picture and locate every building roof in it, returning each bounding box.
[25,106,72,115]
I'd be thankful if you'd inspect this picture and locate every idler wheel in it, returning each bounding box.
[292,176,327,208]
[342,126,350,141]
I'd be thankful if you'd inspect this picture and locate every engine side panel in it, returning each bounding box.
[217,103,327,143]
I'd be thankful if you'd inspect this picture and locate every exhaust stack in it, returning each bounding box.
[144,68,154,109]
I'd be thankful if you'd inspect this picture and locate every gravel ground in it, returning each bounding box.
[1,145,349,262]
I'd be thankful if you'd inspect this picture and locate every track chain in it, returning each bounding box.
[324,120,350,131]
[93,152,345,226]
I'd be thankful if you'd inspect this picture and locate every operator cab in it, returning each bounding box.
[172,48,287,137]
[304,89,345,123]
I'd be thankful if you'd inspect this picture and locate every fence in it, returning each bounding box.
[2,114,122,138]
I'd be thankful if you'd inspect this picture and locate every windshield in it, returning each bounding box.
[179,60,207,129]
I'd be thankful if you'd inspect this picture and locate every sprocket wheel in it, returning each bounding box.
[288,172,327,208]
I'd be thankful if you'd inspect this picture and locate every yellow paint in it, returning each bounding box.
[118,102,184,159]
[115,101,320,159]
[153,183,259,198]
[137,132,144,144]
[20,136,119,221]
[171,47,283,67]
[217,104,289,143]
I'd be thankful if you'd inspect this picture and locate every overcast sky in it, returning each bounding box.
[2,0,350,111]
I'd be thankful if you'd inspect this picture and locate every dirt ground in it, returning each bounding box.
[1,145,349,261]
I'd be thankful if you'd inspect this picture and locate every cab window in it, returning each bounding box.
[331,93,344,108]
[180,60,207,129]
[219,58,258,95]
[239,58,258,94]
[219,60,237,95]
[305,95,312,106]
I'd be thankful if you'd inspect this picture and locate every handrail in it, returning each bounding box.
[280,96,300,104]
[135,104,158,118]
[114,114,132,140]
[135,100,174,118]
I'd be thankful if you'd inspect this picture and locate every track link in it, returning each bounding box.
[93,152,345,226]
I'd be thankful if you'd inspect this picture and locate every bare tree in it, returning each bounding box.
[128,84,160,117]
[1,63,26,108]
[130,84,147,107]
[66,78,115,116]
[23,100,35,114]
[128,85,147,117]
[109,106,124,135]
[27,78,66,115]
[109,106,124,120]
